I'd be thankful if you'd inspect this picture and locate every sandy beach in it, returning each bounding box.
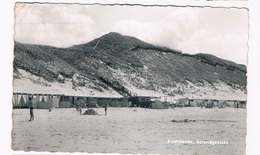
[12,107,246,155]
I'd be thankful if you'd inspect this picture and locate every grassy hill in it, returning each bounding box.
[13,32,247,99]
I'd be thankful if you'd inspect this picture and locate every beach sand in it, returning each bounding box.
[12,107,246,155]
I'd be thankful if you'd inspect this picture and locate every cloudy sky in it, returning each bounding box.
[14,3,248,65]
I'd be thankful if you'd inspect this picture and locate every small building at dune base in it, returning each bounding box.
[12,93,130,109]
[149,100,169,109]
[13,93,63,109]
[128,96,158,108]
[97,97,128,107]
[12,93,247,109]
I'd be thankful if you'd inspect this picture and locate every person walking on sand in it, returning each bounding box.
[28,97,34,121]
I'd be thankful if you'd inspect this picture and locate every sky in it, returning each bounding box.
[14,3,248,65]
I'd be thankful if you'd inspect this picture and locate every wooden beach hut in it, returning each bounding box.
[150,100,167,109]
[59,95,74,108]
[128,96,155,108]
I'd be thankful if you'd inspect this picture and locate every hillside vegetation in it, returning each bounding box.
[13,32,247,99]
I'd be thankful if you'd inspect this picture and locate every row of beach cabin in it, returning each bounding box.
[12,93,246,109]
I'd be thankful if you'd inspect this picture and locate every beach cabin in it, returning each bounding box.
[12,93,29,108]
[234,100,247,108]
[13,93,62,109]
[175,98,189,107]
[35,94,62,109]
[160,96,175,103]
[188,99,205,107]
[111,97,128,107]
[238,101,246,108]
[86,97,98,108]
[36,94,52,109]
[59,95,74,108]
[212,100,219,107]
[75,96,88,107]
[97,97,128,107]
[204,99,214,108]
[150,100,169,109]
[225,100,236,107]
[216,100,226,108]
[128,96,155,108]
[52,96,60,108]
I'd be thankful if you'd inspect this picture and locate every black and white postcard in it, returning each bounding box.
[10,1,249,155]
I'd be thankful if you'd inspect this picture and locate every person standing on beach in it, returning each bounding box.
[128,101,132,108]
[86,102,90,110]
[104,103,108,115]
[28,97,34,121]
[79,106,82,115]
